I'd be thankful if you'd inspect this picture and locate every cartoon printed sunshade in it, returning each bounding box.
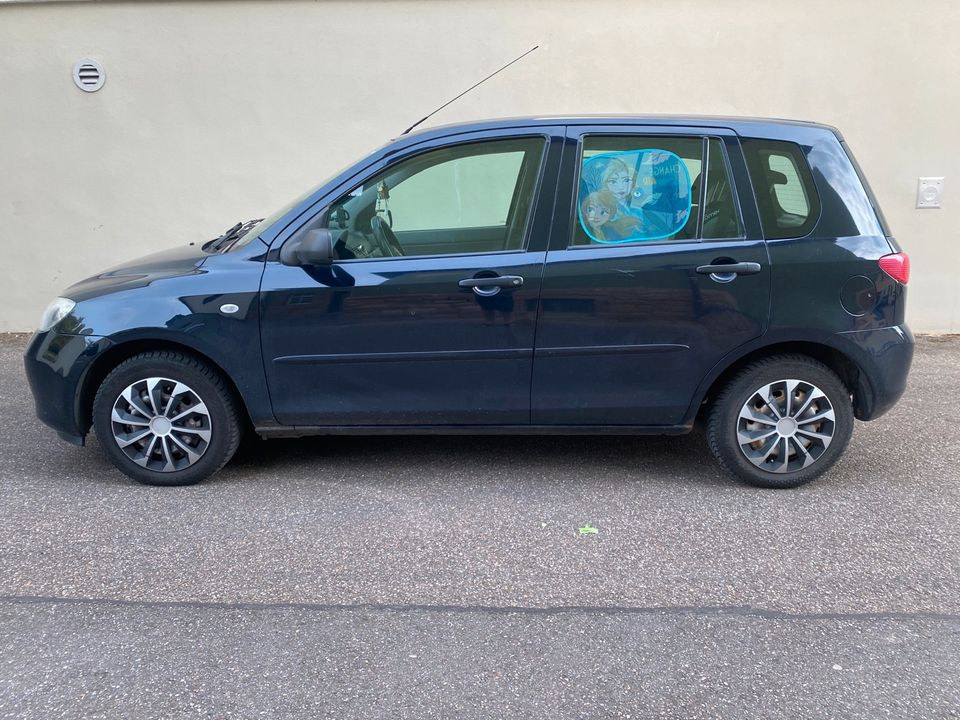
[578,150,692,243]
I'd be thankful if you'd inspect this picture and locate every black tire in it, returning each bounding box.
[706,354,854,489]
[92,351,242,486]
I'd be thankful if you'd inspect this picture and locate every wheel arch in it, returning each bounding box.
[691,340,863,423]
[76,337,254,436]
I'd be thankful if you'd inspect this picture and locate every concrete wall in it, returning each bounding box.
[1,0,957,331]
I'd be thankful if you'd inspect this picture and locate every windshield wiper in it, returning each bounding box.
[203,218,265,253]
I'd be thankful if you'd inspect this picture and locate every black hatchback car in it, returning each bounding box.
[25,116,913,488]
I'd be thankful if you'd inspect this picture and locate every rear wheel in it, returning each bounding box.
[706,355,854,489]
[92,351,241,486]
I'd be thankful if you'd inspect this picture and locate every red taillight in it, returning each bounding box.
[879,252,910,285]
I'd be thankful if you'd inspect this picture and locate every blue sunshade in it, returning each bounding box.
[578,150,692,243]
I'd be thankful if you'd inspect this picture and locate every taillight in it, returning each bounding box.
[879,252,910,284]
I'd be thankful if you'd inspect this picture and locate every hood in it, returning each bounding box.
[64,244,209,302]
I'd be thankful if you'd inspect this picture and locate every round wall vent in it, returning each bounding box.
[73,59,105,92]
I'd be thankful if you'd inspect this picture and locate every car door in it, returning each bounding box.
[259,128,562,426]
[532,125,770,426]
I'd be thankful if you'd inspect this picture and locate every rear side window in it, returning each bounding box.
[575,136,700,245]
[572,135,743,247]
[701,137,743,240]
[742,139,820,239]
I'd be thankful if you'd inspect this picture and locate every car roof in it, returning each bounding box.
[398,114,843,142]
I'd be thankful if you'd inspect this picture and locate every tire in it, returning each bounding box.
[92,351,242,486]
[706,354,854,489]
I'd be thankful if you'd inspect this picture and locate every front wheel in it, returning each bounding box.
[706,354,854,489]
[92,351,242,486]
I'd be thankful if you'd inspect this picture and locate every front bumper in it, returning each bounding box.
[828,323,914,421]
[24,330,112,445]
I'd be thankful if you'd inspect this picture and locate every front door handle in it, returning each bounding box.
[458,275,524,296]
[696,262,762,276]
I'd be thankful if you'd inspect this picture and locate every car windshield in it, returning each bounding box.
[228,186,319,250]
[228,147,388,250]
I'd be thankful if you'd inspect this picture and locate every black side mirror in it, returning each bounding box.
[281,228,335,266]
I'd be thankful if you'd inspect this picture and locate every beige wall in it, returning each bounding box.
[0,0,957,331]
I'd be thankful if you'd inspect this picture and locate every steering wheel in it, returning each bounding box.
[370,215,404,257]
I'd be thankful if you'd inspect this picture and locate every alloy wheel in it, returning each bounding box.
[110,377,212,472]
[736,378,836,474]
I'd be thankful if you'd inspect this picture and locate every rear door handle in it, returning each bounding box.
[458,275,524,296]
[695,262,762,276]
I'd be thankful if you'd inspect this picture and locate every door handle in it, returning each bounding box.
[458,275,524,296]
[695,262,762,276]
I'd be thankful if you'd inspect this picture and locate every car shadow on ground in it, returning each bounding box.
[15,410,732,490]
[219,427,732,487]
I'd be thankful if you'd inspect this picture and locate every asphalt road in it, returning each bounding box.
[1,334,958,719]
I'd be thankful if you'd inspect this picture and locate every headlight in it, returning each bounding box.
[39,297,76,331]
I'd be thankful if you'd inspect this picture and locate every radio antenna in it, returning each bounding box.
[401,45,539,136]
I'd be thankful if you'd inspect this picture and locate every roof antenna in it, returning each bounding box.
[401,45,539,136]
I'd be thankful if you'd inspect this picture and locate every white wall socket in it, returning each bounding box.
[917,177,944,208]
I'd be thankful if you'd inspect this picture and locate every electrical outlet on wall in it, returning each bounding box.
[917,177,944,208]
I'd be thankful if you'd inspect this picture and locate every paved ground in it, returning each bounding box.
[0,334,958,719]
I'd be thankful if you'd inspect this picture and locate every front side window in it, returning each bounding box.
[324,137,545,259]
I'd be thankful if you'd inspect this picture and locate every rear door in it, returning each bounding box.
[532,125,770,426]
[259,128,562,426]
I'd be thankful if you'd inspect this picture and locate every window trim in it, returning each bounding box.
[695,136,709,239]
[567,132,745,251]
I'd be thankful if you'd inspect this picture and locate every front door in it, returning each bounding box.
[260,131,560,426]
[532,127,770,426]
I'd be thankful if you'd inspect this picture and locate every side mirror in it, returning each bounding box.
[281,228,335,266]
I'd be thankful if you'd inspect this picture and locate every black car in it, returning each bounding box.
[25,116,913,488]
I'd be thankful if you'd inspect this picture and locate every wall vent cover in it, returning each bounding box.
[73,59,105,92]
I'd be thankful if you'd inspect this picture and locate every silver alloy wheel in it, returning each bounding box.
[110,377,212,472]
[737,378,836,474]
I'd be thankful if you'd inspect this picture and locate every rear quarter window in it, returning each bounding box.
[742,139,821,239]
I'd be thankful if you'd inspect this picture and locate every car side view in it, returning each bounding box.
[25,116,913,488]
